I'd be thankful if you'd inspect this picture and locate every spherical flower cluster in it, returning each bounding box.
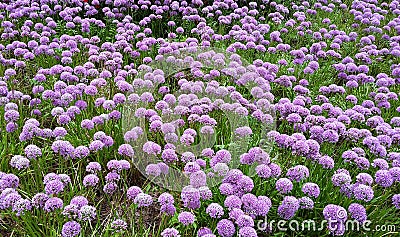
[178,211,195,225]
[62,221,81,237]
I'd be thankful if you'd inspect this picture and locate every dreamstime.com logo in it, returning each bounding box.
[122,46,276,191]
[256,219,398,233]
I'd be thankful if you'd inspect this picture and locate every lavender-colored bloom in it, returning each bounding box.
[83,174,99,187]
[286,165,309,182]
[206,203,224,218]
[45,180,64,195]
[160,204,176,216]
[70,196,88,208]
[24,145,42,159]
[146,164,161,177]
[111,219,128,233]
[323,204,347,235]
[348,203,367,224]
[375,170,393,187]
[10,155,30,170]
[302,183,320,198]
[277,196,299,220]
[32,193,49,209]
[332,172,352,187]
[298,196,314,209]
[276,178,293,194]
[143,141,162,155]
[389,167,400,182]
[62,203,80,218]
[74,146,90,159]
[127,186,143,201]
[134,193,153,207]
[238,227,257,237]
[393,194,400,209]
[158,193,174,206]
[78,205,96,221]
[44,197,63,212]
[181,186,201,209]
[356,173,373,185]
[162,149,178,163]
[62,221,81,237]
[216,219,235,237]
[319,155,335,169]
[118,144,135,157]
[353,184,374,202]
[190,171,207,188]
[236,214,254,228]
[103,182,118,194]
[269,163,282,177]
[178,211,195,225]
[161,228,180,237]
[197,227,213,237]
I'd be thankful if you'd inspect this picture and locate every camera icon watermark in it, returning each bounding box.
[121,46,276,191]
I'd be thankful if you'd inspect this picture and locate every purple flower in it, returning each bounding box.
[353,184,374,202]
[236,214,254,228]
[143,141,162,155]
[286,165,309,182]
[238,227,257,237]
[348,203,367,223]
[32,193,49,209]
[10,155,30,170]
[190,171,207,188]
[217,219,235,237]
[70,196,88,209]
[45,180,64,195]
[44,197,63,212]
[375,170,393,187]
[276,178,293,194]
[127,186,143,201]
[323,204,347,236]
[161,228,180,237]
[146,164,161,177]
[62,221,81,237]
[78,205,96,221]
[181,186,201,209]
[356,173,373,185]
[103,182,118,194]
[118,144,135,157]
[302,183,320,198]
[269,163,282,177]
[24,145,42,159]
[83,174,99,187]
[206,203,224,218]
[178,211,195,225]
[298,197,314,209]
[111,219,128,233]
[134,193,153,207]
[160,204,176,216]
[277,196,299,220]
[332,172,352,187]
[224,195,242,210]
[392,194,400,209]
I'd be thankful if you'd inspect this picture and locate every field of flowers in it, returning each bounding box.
[1,0,400,236]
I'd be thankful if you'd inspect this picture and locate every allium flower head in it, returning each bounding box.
[206,203,224,218]
[217,219,235,237]
[277,196,299,220]
[348,203,367,223]
[62,221,81,237]
[161,228,180,237]
[178,211,195,225]
[134,193,153,207]
[111,219,128,233]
